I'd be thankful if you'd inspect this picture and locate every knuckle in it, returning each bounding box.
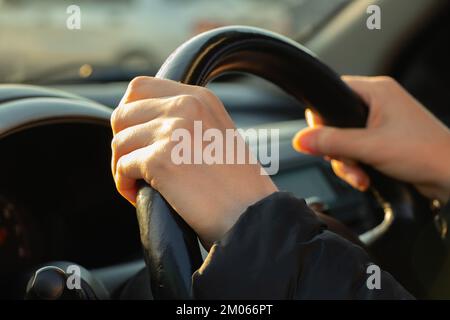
[147,172,162,190]
[122,76,153,103]
[190,98,206,117]
[180,94,200,106]
[128,76,152,90]
[177,94,204,117]
[166,95,187,114]
[111,130,126,153]
[111,135,119,151]
[115,156,127,177]
[197,87,223,111]
[376,76,399,89]
[144,152,165,179]
[174,117,194,135]
[143,156,156,175]
[111,105,136,133]
[197,86,217,102]
[110,107,122,132]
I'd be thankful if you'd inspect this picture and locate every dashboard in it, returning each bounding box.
[0,123,142,297]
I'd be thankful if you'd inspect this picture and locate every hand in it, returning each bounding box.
[111,76,278,246]
[293,76,450,203]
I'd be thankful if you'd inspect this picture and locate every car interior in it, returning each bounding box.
[0,0,450,299]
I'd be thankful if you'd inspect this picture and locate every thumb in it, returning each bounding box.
[292,126,371,161]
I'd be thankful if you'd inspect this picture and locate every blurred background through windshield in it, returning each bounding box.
[0,0,349,84]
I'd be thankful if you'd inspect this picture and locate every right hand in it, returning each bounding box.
[110,76,278,247]
[292,76,450,203]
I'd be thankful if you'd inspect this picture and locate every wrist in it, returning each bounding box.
[429,131,450,203]
[202,182,278,248]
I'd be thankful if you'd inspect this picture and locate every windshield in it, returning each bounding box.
[0,0,349,84]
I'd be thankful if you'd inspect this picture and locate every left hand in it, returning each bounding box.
[110,76,278,246]
[292,76,450,203]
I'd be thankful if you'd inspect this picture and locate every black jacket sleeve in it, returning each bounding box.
[192,192,413,299]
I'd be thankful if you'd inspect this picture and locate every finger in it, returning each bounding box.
[292,126,371,161]
[304,108,326,161]
[112,92,218,135]
[111,96,180,134]
[341,75,375,106]
[121,76,215,105]
[114,154,139,205]
[114,142,164,204]
[111,119,163,175]
[331,159,370,191]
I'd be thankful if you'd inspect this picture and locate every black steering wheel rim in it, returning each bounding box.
[156,26,368,127]
[135,26,410,300]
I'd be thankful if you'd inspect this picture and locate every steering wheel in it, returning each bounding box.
[135,26,413,300]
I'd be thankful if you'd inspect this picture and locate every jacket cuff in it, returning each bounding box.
[192,191,325,299]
